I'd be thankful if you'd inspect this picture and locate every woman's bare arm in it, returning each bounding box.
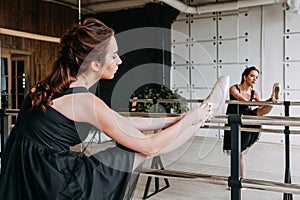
[125,114,184,131]
[254,91,273,116]
[74,94,210,156]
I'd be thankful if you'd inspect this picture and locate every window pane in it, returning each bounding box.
[12,60,16,77]
[11,94,16,108]
[17,60,25,76]
[17,77,25,93]
[1,58,8,93]
[1,77,8,94]
[1,58,8,75]
[1,94,8,108]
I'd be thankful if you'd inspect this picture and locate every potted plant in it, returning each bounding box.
[130,83,189,114]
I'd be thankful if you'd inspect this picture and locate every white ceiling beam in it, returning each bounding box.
[157,0,287,14]
[0,28,60,43]
[85,0,152,13]
[42,0,289,14]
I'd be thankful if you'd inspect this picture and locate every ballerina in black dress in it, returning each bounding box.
[223,66,276,178]
[0,17,230,199]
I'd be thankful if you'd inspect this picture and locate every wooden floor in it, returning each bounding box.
[132,137,300,200]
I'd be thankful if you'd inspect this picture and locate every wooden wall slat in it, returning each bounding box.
[0,0,77,88]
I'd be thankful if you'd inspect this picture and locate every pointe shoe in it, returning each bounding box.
[203,76,230,118]
[271,83,280,102]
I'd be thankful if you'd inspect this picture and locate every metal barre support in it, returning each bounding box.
[283,101,293,200]
[0,109,8,160]
[142,156,170,199]
[0,109,3,158]
[228,114,242,200]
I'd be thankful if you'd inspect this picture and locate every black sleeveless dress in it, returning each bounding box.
[0,87,137,200]
[223,85,261,153]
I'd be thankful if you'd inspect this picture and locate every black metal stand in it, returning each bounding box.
[283,101,293,200]
[228,114,242,200]
[142,156,170,199]
[0,108,8,160]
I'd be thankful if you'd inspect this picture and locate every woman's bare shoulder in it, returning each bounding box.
[51,93,108,122]
[230,84,238,89]
[229,84,239,92]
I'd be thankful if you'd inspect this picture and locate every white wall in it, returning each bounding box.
[171,3,300,144]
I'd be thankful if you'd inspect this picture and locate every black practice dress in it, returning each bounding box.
[0,87,138,200]
[223,84,261,153]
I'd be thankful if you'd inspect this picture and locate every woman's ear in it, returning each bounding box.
[90,60,101,71]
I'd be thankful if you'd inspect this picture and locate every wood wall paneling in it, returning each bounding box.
[0,0,77,87]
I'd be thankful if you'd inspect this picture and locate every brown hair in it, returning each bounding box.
[30,18,114,110]
[240,66,259,84]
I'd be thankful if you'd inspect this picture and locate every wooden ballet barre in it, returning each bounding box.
[202,125,300,135]
[157,99,203,103]
[121,112,300,134]
[139,168,228,187]
[120,112,300,127]
[130,98,300,106]
[227,100,300,106]
[129,98,203,103]
[5,109,300,127]
[242,178,300,195]
[139,169,300,195]
[119,112,180,118]
[129,98,154,103]
[207,115,300,127]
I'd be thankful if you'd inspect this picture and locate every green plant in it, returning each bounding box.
[130,84,189,114]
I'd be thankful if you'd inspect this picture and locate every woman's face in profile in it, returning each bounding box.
[101,36,122,79]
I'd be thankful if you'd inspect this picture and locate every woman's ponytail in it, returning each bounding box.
[30,82,53,111]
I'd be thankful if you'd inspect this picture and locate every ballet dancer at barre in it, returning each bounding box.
[0,17,229,199]
[223,66,280,179]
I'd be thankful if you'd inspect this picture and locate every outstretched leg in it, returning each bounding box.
[133,76,230,170]
[240,153,246,178]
